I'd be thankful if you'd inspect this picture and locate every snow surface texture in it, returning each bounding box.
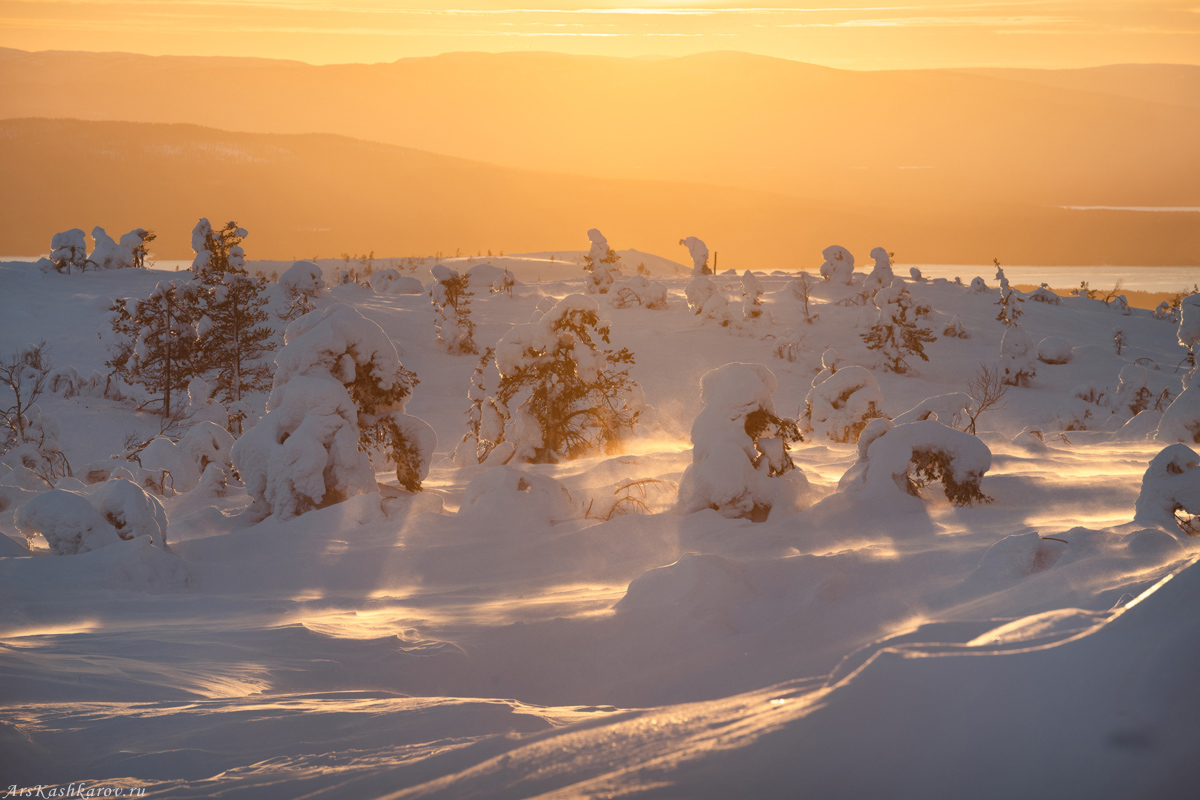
[1,255,1199,798]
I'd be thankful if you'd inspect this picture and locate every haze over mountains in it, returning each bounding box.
[2,48,1197,265]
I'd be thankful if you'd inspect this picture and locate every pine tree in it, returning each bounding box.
[199,273,275,430]
[430,265,476,354]
[861,284,936,373]
[994,260,1023,326]
[108,281,205,418]
[191,219,247,277]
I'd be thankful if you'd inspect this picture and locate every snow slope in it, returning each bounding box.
[1,257,1197,797]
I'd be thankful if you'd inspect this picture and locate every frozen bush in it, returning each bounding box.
[583,229,622,294]
[862,283,935,374]
[459,466,579,528]
[494,295,641,462]
[942,315,968,338]
[1157,372,1200,444]
[1153,301,1176,322]
[684,275,717,314]
[1051,384,1112,431]
[741,271,765,320]
[865,247,894,292]
[819,245,854,285]
[454,348,507,466]
[1036,336,1073,365]
[139,437,200,494]
[801,365,885,443]
[969,276,988,293]
[1133,443,1200,533]
[785,272,819,323]
[369,269,423,294]
[772,328,804,362]
[89,227,134,270]
[1109,295,1131,315]
[679,236,710,275]
[47,228,88,273]
[837,419,993,507]
[610,275,667,309]
[233,304,435,519]
[89,479,169,549]
[1000,326,1036,386]
[278,260,327,319]
[185,378,228,426]
[909,267,923,281]
[1027,285,1062,305]
[994,264,1022,326]
[191,219,247,275]
[178,420,236,476]
[1114,364,1153,419]
[16,489,122,554]
[677,363,810,521]
[430,264,476,354]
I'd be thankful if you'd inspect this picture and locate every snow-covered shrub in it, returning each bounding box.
[862,283,935,374]
[430,264,476,354]
[942,315,968,339]
[459,466,580,529]
[1036,336,1073,365]
[191,219,247,275]
[369,268,421,294]
[15,489,122,554]
[741,271,766,321]
[185,378,227,426]
[1133,443,1200,533]
[1027,284,1062,305]
[837,419,992,507]
[679,236,710,275]
[785,272,819,323]
[89,479,169,550]
[610,275,667,309]
[819,245,854,285]
[772,328,804,362]
[865,248,894,293]
[1,342,71,486]
[178,420,236,477]
[1000,326,1036,386]
[232,304,436,519]
[684,275,717,315]
[139,436,200,494]
[1114,364,1152,419]
[1153,301,1177,322]
[801,365,885,443]
[909,266,923,281]
[1157,372,1200,445]
[583,229,622,294]
[454,348,507,466]
[89,227,134,270]
[46,228,88,274]
[491,268,516,298]
[494,295,641,462]
[969,276,988,293]
[1051,384,1112,431]
[677,362,810,521]
[47,366,131,402]
[1109,295,1131,315]
[278,260,327,320]
[994,264,1023,326]
[892,393,971,428]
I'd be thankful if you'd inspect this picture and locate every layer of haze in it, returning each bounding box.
[2,1,1199,69]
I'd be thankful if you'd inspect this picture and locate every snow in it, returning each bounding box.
[819,245,854,285]
[1,253,1199,797]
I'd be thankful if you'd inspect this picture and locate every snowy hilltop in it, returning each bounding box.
[1,236,1198,798]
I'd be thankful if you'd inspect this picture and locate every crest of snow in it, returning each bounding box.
[1177,293,1200,349]
[819,245,854,285]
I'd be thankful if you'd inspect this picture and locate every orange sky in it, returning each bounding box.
[1,1,1198,69]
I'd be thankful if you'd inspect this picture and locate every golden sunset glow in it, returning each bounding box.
[2,1,1198,68]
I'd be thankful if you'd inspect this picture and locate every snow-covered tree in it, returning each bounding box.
[1,343,70,487]
[1133,444,1200,533]
[801,365,885,443]
[865,247,894,293]
[494,295,641,462]
[994,261,1023,326]
[819,245,854,285]
[999,326,1036,386]
[741,271,765,321]
[610,275,668,309]
[491,268,515,298]
[454,347,507,466]
[837,419,992,507]
[191,219,247,276]
[47,228,88,274]
[679,236,710,276]
[278,260,328,320]
[861,283,935,373]
[232,304,436,519]
[87,227,155,270]
[108,280,205,418]
[677,362,810,520]
[583,229,622,294]
[430,264,476,354]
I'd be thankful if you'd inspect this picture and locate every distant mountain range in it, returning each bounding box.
[1,49,1197,265]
